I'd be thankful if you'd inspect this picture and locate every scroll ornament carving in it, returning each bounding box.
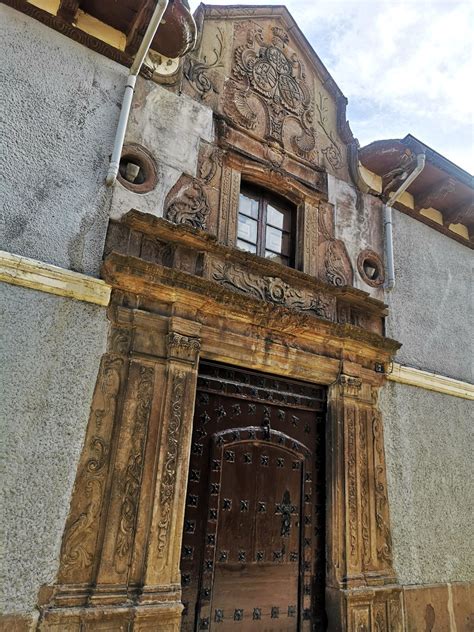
[227,24,316,160]
[184,27,224,97]
[373,412,393,565]
[199,146,223,185]
[319,202,353,287]
[347,407,358,559]
[390,598,403,632]
[315,93,343,170]
[166,180,210,230]
[115,365,154,571]
[157,371,187,559]
[339,375,362,397]
[211,262,333,320]
[166,332,201,363]
[60,356,123,576]
[359,410,371,568]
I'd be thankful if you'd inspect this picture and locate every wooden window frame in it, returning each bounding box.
[238,183,296,267]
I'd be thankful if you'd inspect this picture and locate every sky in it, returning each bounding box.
[189,0,474,174]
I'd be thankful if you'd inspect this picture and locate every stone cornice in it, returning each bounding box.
[0,250,111,306]
[388,363,474,400]
[101,252,401,357]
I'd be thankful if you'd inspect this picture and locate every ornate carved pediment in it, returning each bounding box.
[183,6,354,179]
[226,23,316,161]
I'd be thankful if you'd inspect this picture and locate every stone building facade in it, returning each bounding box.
[1,2,472,631]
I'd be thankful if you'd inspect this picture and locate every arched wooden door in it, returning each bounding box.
[180,362,326,631]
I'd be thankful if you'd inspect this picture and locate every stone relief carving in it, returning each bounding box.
[347,406,358,560]
[359,409,371,568]
[157,370,187,559]
[167,332,201,364]
[184,27,224,98]
[59,356,123,579]
[165,178,210,230]
[225,23,317,161]
[115,365,155,573]
[199,145,223,185]
[315,93,343,170]
[373,412,393,565]
[61,479,102,572]
[211,261,334,320]
[319,202,353,287]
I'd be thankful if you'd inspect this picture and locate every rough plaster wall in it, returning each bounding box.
[110,79,214,219]
[0,284,108,614]
[0,5,127,275]
[328,174,384,300]
[380,382,474,585]
[385,210,473,382]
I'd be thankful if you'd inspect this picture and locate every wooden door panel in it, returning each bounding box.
[180,362,326,631]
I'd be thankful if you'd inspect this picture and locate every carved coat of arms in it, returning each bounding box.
[225,25,317,161]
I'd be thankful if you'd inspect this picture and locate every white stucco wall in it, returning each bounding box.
[0,5,127,276]
[109,78,214,220]
[381,210,473,585]
[0,284,108,614]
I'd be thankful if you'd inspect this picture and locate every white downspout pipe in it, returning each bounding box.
[105,0,169,186]
[384,153,426,291]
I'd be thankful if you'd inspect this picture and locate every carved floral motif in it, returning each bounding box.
[167,332,201,363]
[115,365,154,572]
[184,27,224,98]
[315,93,343,170]
[347,407,358,559]
[359,410,371,568]
[166,180,210,230]
[59,356,123,579]
[157,371,187,559]
[373,412,393,565]
[211,262,333,319]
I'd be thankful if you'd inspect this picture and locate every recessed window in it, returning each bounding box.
[237,185,295,267]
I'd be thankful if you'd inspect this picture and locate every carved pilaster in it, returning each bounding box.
[327,373,401,631]
[298,199,319,276]
[217,163,241,245]
[54,325,131,605]
[140,328,201,600]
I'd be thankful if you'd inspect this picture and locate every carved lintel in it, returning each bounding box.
[211,261,335,321]
[166,332,202,364]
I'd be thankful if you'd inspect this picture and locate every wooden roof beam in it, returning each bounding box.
[57,0,80,23]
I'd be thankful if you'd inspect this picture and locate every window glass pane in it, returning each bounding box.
[237,239,257,253]
[265,251,288,265]
[238,214,258,243]
[266,204,285,229]
[265,226,283,253]
[239,193,259,219]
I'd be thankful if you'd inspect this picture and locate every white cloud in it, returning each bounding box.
[190,0,474,172]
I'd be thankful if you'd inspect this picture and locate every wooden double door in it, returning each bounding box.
[180,362,327,631]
